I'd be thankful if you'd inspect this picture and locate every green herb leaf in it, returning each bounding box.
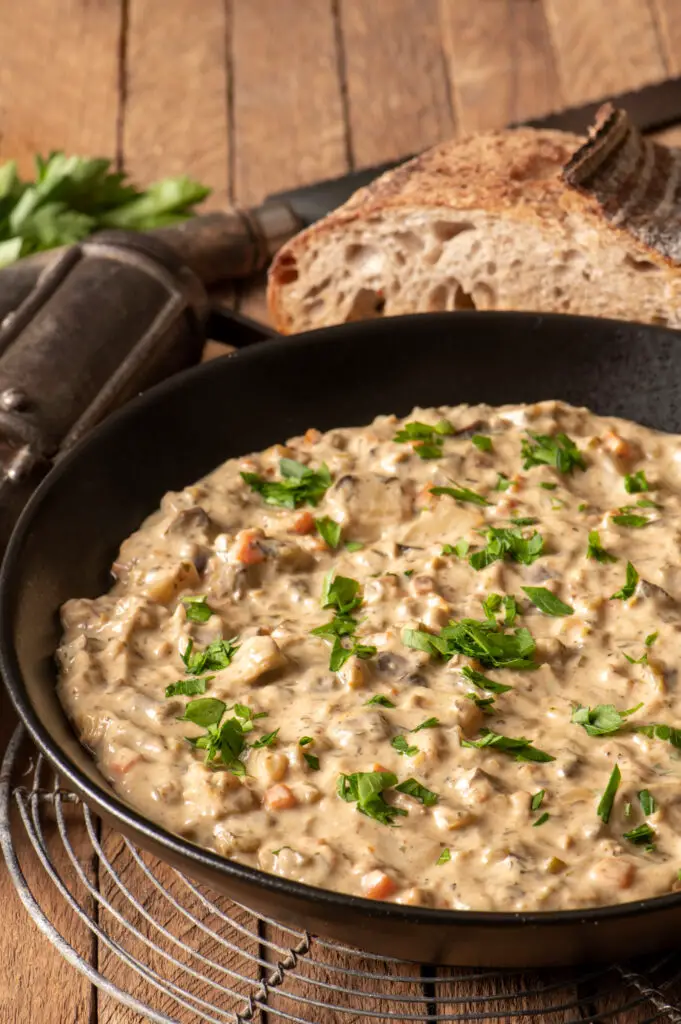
[460,665,513,694]
[571,702,643,737]
[431,484,490,506]
[179,698,226,728]
[635,723,681,749]
[468,526,544,571]
[345,540,364,552]
[472,434,493,452]
[391,735,419,756]
[482,592,502,623]
[461,728,555,762]
[636,498,661,509]
[411,717,440,732]
[521,586,574,616]
[251,729,279,749]
[337,771,407,826]
[321,573,362,614]
[299,736,314,746]
[639,789,656,816]
[533,812,550,827]
[531,790,545,811]
[503,595,518,627]
[465,692,496,713]
[612,513,650,528]
[586,530,618,564]
[393,420,453,459]
[242,459,332,509]
[611,562,639,600]
[623,822,656,846]
[436,848,451,865]
[395,777,439,806]
[364,694,396,709]
[625,802,632,818]
[304,752,320,771]
[597,764,621,823]
[624,470,649,494]
[315,516,342,549]
[165,677,209,698]
[414,618,538,670]
[495,473,512,491]
[511,516,539,527]
[181,595,213,623]
[181,637,240,675]
[442,539,470,557]
[646,632,659,647]
[540,482,557,491]
[521,431,586,474]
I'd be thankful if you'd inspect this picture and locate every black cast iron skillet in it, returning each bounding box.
[3,310,681,968]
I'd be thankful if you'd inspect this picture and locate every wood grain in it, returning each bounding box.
[230,0,347,206]
[440,0,562,134]
[123,0,230,206]
[338,0,454,167]
[543,0,667,103]
[0,0,122,172]
[433,967,582,1024]
[652,0,681,74]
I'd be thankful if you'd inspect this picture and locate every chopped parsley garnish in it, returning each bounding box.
[521,586,574,617]
[465,692,495,713]
[393,419,453,459]
[181,595,213,623]
[431,483,490,506]
[611,562,639,600]
[597,764,621,823]
[533,812,550,827]
[461,728,555,762]
[571,702,643,736]
[181,637,240,675]
[623,822,656,847]
[471,434,493,452]
[392,735,419,757]
[345,540,364,552]
[624,649,648,665]
[495,473,512,491]
[624,470,649,494]
[241,458,331,509]
[636,498,661,509]
[578,502,588,512]
[635,723,681,749]
[646,632,659,647]
[612,513,650,528]
[586,530,617,563]
[179,698,247,775]
[436,847,451,865]
[460,665,513,694]
[365,694,397,708]
[337,770,407,826]
[638,789,656,816]
[482,592,518,627]
[521,431,586,474]
[511,516,539,527]
[411,717,440,732]
[231,703,268,733]
[531,790,545,811]
[315,516,341,549]
[321,572,362,614]
[540,482,557,491]
[165,677,208,698]
[299,736,314,746]
[469,526,544,571]
[442,539,469,557]
[312,574,376,670]
[251,729,279,749]
[395,777,439,806]
[502,595,518,626]
[178,697,226,728]
[403,618,537,670]
[625,802,632,818]
[303,752,320,771]
[482,592,502,622]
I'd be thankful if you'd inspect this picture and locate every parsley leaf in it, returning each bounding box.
[411,717,440,732]
[638,789,656,816]
[586,530,618,563]
[597,764,621,823]
[471,434,493,452]
[460,665,513,694]
[321,573,362,614]
[165,677,208,698]
[465,692,496,713]
[241,458,332,509]
[392,735,419,756]
[337,771,407,826]
[624,470,649,494]
[436,848,451,865]
[315,516,342,549]
[623,822,656,846]
[531,790,545,811]
[181,595,213,623]
[304,752,320,771]
[181,638,240,675]
[571,702,643,736]
[521,431,586,474]
[365,695,397,708]
[393,420,453,459]
[180,698,248,775]
[179,697,226,728]
[431,483,490,506]
[251,729,279,749]
[395,777,439,806]
[611,562,639,600]
[612,513,650,528]
[635,723,681,749]
[482,592,502,623]
[404,618,537,670]
[345,540,364,552]
[312,576,377,671]
[533,812,550,827]
[299,736,314,746]
[469,526,544,571]
[462,728,555,762]
[540,482,557,491]
[442,539,469,557]
[495,473,512,491]
[521,586,574,616]
[646,632,659,647]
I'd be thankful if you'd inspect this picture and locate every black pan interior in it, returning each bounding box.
[4,310,681,966]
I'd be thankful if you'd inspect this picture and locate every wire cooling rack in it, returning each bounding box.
[3,726,681,1024]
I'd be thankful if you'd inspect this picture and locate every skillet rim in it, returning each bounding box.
[2,308,681,934]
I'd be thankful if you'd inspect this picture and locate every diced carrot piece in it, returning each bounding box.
[234,529,266,565]
[292,510,315,535]
[264,783,297,811]
[602,430,633,460]
[109,750,142,776]
[362,870,397,901]
[304,428,322,444]
[372,763,389,773]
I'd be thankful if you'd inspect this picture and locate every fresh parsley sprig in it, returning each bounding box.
[521,431,586,474]
[597,764,621,823]
[571,702,643,736]
[586,530,617,564]
[468,526,544,571]
[611,562,639,600]
[337,771,407,826]
[403,618,537,670]
[431,483,490,506]
[311,574,376,671]
[393,419,453,460]
[181,595,214,622]
[461,728,555,762]
[241,458,332,509]
[181,637,240,675]
[521,586,574,617]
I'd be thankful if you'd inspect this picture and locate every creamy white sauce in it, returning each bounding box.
[57,401,681,911]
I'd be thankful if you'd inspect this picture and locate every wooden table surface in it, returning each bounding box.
[2,1,681,1021]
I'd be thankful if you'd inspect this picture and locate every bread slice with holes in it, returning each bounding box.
[267,128,681,333]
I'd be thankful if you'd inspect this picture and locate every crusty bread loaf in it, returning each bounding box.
[267,128,681,333]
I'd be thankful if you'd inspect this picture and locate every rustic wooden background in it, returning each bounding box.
[2,0,681,1021]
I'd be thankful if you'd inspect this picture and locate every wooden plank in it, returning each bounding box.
[339,0,454,167]
[230,0,347,206]
[0,0,122,172]
[97,829,262,1023]
[440,0,563,134]
[652,0,681,74]
[432,966,583,1024]
[123,0,230,206]
[543,0,667,104]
